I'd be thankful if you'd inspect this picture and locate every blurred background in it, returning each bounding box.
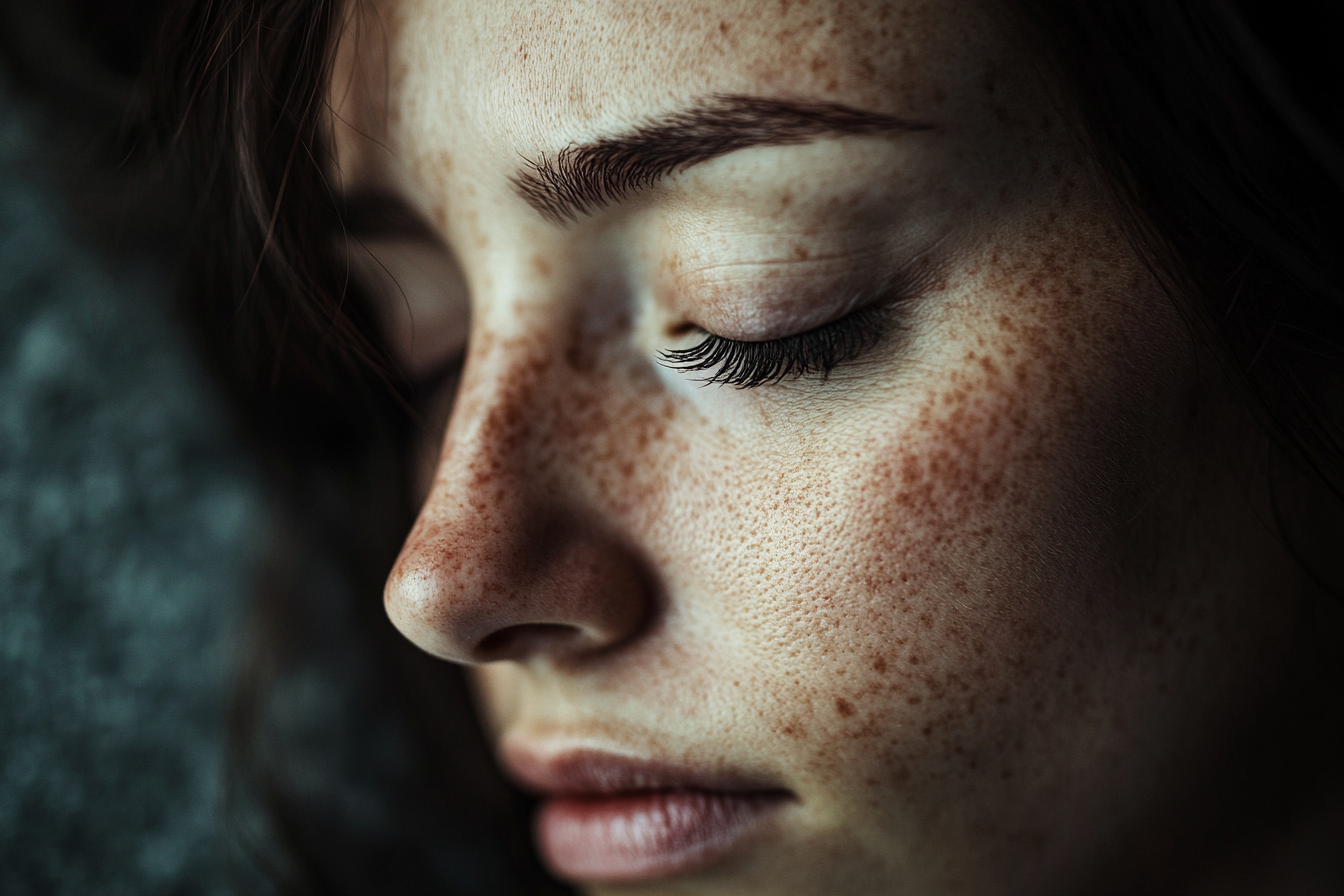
[0,2,268,892]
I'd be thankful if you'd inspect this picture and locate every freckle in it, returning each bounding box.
[835,698,855,717]
[872,657,887,673]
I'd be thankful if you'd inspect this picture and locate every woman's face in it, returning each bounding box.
[336,1,1305,892]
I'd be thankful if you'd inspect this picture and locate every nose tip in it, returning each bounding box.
[384,521,654,665]
[383,313,659,667]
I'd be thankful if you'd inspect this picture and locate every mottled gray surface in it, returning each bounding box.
[0,82,265,895]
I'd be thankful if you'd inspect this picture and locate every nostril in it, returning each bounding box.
[388,518,657,665]
[475,623,587,662]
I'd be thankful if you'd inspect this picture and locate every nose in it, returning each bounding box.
[383,325,654,665]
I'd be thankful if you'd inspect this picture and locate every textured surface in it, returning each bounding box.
[0,81,264,895]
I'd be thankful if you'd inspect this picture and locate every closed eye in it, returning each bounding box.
[658,304,891,388]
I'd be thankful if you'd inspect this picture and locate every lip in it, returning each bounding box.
[502,745,792,883]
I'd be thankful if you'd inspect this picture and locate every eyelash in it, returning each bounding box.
[659,304,891,388]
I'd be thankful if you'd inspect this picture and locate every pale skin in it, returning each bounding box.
[330,1,1344,893]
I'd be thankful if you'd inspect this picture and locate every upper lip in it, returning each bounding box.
[501,743,790,799]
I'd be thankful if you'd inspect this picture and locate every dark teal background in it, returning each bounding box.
[0,74,264,895]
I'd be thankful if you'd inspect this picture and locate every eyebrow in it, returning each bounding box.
[510,94,931,224]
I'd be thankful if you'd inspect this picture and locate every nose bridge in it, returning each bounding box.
[384,301,651,665]
[446,316,557,491]
[433,258,641,518]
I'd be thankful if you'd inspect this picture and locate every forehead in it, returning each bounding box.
[336,0,1020,191]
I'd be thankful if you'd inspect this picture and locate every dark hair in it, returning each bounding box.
[140,0,1343,891]
[1020,0,1344,510]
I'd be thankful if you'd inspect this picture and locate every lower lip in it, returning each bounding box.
[535,789,783,882]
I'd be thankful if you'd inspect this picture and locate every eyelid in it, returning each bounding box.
[669,269,879,346]
[410,344,467,388]
[343,232,471,381]
[659,257,940,388]
[660,304,894,388]
[663,235,930,342]
[673,238,895,276]
[678,250,941,340]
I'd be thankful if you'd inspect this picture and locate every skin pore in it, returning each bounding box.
[330,1,1342,893]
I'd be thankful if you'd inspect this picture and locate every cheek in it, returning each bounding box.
[707,251,1194,790]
